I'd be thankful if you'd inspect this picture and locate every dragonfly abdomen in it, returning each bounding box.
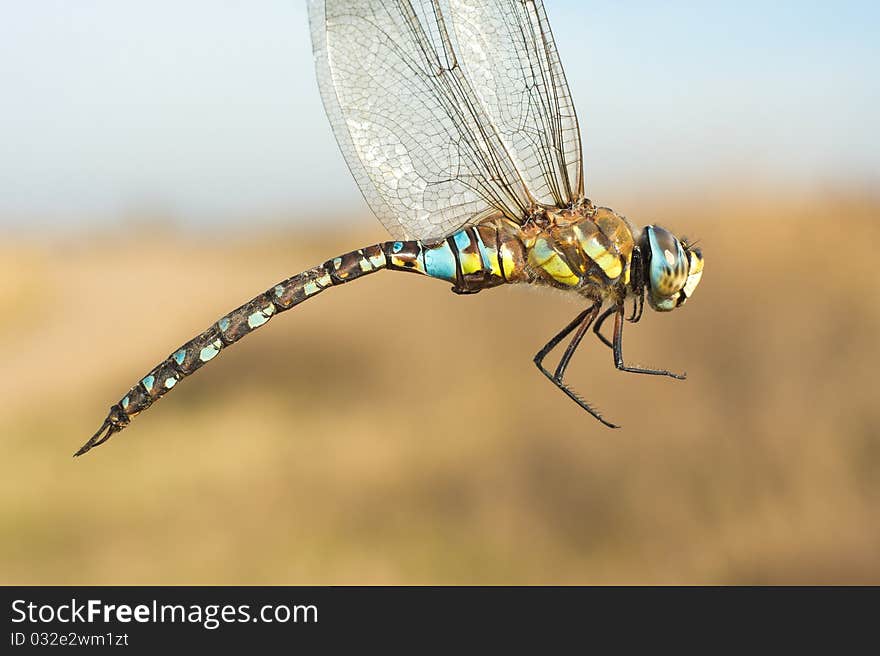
[387,221,529,293]
[77,227,527,456]
[78,243,391,455]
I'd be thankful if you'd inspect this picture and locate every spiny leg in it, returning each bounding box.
[594,293,643,350]
[533,303,618,429]
[611,306,686,379]
[627,287,644,323]
[592,306,615,350]
[533,306,593,376]
[553,309,596,380]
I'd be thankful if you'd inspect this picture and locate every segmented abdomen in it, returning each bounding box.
[112,244,389,423]
[75,217,535,456]
[82,222,527,455]
[387,221,529,292]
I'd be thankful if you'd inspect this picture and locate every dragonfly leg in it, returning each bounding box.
[553,309,595,380]
[533,303,619,428]
[627,289,645,323]
[612,307,686,379]
[592,306,616,350]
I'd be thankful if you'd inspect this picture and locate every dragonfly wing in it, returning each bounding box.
[309,0,535,240]
[446,0,583,206]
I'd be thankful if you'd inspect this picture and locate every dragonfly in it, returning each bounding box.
[75,0,704,457]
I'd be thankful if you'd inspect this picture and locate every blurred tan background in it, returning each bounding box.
[2,188,879,584]
[2,2,879,584]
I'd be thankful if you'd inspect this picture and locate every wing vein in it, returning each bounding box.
[308,0,585,239]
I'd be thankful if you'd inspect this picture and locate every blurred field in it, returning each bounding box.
[1,189,879,584]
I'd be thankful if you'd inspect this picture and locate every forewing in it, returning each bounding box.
[309,0,533,240]
[447,0,583,206]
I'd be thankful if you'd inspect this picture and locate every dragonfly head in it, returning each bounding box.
[638,225,703,312]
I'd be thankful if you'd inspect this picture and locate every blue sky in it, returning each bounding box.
[1,1,877,229]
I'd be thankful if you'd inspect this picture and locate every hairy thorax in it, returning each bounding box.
[486,202,636,305]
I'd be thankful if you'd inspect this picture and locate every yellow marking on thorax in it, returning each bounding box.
[594,208,635,283]
[528,237,580,287]
[573,225,623,280]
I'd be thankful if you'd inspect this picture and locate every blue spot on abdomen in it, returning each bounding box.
[424,242,457,282]
[172,349,187,365]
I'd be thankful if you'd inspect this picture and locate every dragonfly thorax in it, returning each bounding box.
[520,204,637,305]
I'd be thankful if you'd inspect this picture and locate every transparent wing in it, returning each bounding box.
[308,0,582,240]
[309,0,531,240]
[448,0,583,206]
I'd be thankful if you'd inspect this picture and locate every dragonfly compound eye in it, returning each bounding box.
[644,225,689,311]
